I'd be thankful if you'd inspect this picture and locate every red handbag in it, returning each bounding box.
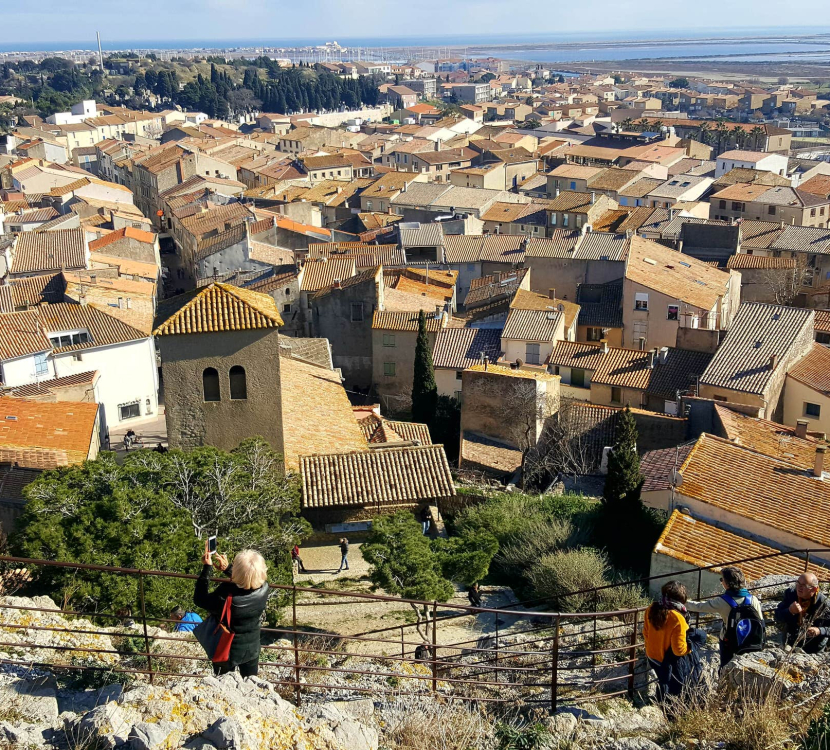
[211,596,235,663]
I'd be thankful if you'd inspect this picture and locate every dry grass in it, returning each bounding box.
[381,697,496,750]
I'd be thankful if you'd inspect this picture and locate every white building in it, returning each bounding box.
[0,303,158,438]
[46,99,97,126]
[715,150,789,179]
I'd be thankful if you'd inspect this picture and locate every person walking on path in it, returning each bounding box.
[420,506,432,535]
[686,566,764,668]
[194,541,270,677]
[336,538,350,573]
[291,544,306,573]
[643,581,707,701]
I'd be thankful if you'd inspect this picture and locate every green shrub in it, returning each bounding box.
[804,703,830,750]
[495,722,551,750]
[494,519,573,578]
[526,548,610,611]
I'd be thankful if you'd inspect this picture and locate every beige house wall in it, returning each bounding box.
[783,376,830,436]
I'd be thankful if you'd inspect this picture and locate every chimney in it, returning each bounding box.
[434,138,441,151]
[648,348,657,369]
[815,447,826,478]
[638,336,646,351]
[590,191,596,204]
[548,288,556,300]
[795,419,809,439]
[769,353,778,370]
[658,346,669,365]
[600,338,609,354]
[554,187,560,197]
[668,208,676,221]
[332,279,342,289]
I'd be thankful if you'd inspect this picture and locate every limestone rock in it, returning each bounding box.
[76,701,133,749]
[130,720,183,750]
[545,711,577,737]
[202,717,250,750]
[721,647,830,698]
[602,738,663,750]
[308,703,379,750]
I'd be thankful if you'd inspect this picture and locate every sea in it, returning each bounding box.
[3,28,830,64]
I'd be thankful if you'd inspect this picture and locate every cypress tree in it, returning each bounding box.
[602,407,643,507]
[411,310,438,425]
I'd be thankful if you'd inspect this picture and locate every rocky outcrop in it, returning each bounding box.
[0,671,378,750]
[722,647,830,699]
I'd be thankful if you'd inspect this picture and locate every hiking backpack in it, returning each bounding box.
[721,594,766,656]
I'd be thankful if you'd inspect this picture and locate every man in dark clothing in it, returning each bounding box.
[468,583,482,609]
[775,573,830,654]
[194,543,271,677]
[420,506,432,535]
[336,538,349,573]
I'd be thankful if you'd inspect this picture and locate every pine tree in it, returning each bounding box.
[411,310,438,426]
[602,407,643,507]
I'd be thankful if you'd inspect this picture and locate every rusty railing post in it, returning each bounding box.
[292,584,301,706]
[551,614,560,712]
[401,624,405,660]
[627,608,640,699]
[695,568,702,629]
[431,600,438,693]
[138,571,153,684]
[592,591,598,670]
[494,609,500,681]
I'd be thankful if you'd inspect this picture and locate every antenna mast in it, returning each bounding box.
[96,31,105,72]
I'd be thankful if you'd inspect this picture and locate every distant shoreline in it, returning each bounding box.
[3,29,830,56]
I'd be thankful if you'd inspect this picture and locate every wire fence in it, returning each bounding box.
[0,549,827,708]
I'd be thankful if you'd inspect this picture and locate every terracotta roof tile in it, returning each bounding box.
[713,403,826,469]
[432,327,502,370]
[626,235,730,310]
[153,283,283,336]
[655,510,828,582]
[700,303,814,395]
[301,445,454,508]
[677,433,830,549]
[88,226,156,252]
[11,229,87,274]
[372,310,445,332]
[0,397,99,468]
[502,307,562,342]
[788,343,830,396]
[549,341,712,398]
[300,257,358,292]
[641,443,694,493]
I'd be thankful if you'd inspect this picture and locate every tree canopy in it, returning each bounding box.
[11,438,307,618]
[602,407,643,508]
[411,309,438,426]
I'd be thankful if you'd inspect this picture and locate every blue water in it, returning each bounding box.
[3,28,830,64]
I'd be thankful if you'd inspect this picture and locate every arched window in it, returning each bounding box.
[229,366,247,400]
[203,367,220,402]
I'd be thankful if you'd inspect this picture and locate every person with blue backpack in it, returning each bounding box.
[686,566,765,668]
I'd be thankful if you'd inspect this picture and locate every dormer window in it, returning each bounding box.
[48,329,91,348]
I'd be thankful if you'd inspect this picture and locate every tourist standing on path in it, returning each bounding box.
[337,538,350,573]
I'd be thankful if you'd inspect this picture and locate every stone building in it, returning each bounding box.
[153,282,366,467]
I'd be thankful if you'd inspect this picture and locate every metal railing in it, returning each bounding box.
[0,549,827,708]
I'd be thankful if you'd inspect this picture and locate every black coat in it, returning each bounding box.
[194,564,270,667]
[775,587,830,649]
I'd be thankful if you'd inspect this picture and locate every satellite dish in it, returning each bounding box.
[670,469,684,487]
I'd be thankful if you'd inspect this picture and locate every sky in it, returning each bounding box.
[3,0,829,46]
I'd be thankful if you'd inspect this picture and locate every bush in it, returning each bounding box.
[493,519,573,579]
[495,722,551,750]
[526,548,610,611]
[803,703,830,750]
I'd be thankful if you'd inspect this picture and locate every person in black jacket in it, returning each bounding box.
[775,573,830,654]
[194,541,271,677]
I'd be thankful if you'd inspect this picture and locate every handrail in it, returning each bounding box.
[0,549,819,710]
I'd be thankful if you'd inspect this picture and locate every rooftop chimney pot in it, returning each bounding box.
[815,447,826,478]
[796,419,809,439]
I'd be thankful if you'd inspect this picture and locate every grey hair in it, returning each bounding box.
[231,549,268,590]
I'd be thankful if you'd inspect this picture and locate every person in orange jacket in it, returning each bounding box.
[643,581,707,700]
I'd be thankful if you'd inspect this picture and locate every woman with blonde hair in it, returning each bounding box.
[194,541,270,677]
